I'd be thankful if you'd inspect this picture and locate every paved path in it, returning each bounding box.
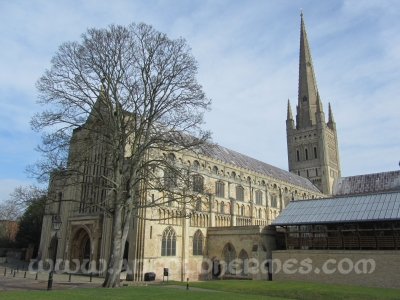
[0,259,219,292]
[0,258,103,291]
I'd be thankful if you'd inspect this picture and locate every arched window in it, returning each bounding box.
[193,175,204,193]
[255,190,262,205]
[215,182,225,198]
[193,160,199,168]
[271,195,277,208]
[192,230,203,255]
[213,166,218,174]
[240,205,244,216]
[247,176,251,183]
[236,186,244,201]
[305,149,308,160]
[238,250,249,276]
[219,202,225,213]
[314,147,317,159]
[231,172,236,179]
[161,226,176,256]
[258,208,262,219]
[296,150,300,161]
[261,180,265,186]
[222,243,236,275]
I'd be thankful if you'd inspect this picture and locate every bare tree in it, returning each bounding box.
[0,185,47,221]
[30,23,212,287]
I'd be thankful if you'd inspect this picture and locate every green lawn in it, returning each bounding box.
[0,286,284,300]
[164,280,400,300]
[1,280,400,300]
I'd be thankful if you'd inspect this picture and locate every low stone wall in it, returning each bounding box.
[272,250,400,289]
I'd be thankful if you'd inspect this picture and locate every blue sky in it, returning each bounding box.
[1,0,399,201]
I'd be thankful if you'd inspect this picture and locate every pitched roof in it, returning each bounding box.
[272,191,400,226]
[333,171,400,196]
[204,144,321,193]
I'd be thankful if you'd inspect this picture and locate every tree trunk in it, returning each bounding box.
[102,205,125,288]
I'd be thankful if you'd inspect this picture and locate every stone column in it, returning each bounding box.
[230,198,236,226]
[250,201,255,225]
[209,194,215,227]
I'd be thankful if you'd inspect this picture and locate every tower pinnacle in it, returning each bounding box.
[328,103,335,123]
[287,99,293,120]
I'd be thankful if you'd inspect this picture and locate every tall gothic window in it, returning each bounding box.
[161,226,176,256]
[215,181,225,198]
[240,205,244,216]
[219,202,225,213]
[271,195,277,208]
[314,147,317,158]
[305,149,308,160]
[193,175,204,193]
[255,190,262,205]
[222,243,236,275]
[238,250,249,276]
[192,230,203,256]
[296,150,300,161]
[236,186,244,201]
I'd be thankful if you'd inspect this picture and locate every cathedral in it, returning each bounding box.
[38,14,346,281]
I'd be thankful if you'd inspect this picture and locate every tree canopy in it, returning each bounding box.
[30,23,212,287]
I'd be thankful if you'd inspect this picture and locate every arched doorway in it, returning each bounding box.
[212,257,220,279]
[70,228,91,272]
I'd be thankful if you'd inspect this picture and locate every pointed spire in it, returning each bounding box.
[297,13,320,128]
[287,99,293,120]
[328,102,335,123]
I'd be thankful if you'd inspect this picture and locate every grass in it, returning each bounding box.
[1,280,400,300]
[164,280,400,300]
[0,285,284,300]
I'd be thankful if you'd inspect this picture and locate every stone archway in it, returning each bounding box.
[69,227,91,272]
[212,257,220,279]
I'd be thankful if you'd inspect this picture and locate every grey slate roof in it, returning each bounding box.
[333,170,400,196]
[272,191,400,225]
[203,144,321,193]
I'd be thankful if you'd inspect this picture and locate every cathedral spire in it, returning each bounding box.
[297,13,320,128]
[287,99,293,120]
